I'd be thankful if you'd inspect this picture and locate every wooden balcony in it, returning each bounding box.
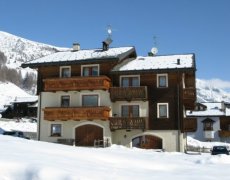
[183,87,196,110]
[43,76,111,92]
[219,130,230,137]
[183,118,197,132]
[109,117,146,131]
[110,86,147,102]
[43,106,110,121]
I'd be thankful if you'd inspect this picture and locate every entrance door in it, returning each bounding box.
[132,135,162,149]
[75,125,103,146]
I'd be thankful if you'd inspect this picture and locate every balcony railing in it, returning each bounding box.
[219,130,230,137]
[43,106,110,121]
[183,87,196,100]
[183,87,196,109]
[183,118,197,132]
[110,86,147,102]
[109,117,146,131]
[43,76,111,91]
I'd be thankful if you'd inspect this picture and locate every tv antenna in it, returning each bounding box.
[107,25,112,38]
[151,36,158,55]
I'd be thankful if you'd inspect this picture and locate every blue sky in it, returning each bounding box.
[0,0,230,83]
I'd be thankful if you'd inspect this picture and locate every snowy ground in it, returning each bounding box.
[0,118,37,133]
[0,135,230,180]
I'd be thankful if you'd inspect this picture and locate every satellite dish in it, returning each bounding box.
[151,47,158,55]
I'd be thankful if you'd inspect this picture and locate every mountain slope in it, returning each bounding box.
[196,79,230,102]
[0,31,67,69]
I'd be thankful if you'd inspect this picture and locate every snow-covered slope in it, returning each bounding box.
[0,135,230,179]
[0,82,37,111]
[0,31,67,69]
[196,79,230,102]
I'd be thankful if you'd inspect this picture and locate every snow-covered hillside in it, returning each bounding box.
[0,81,37,112]
[196,79,230,102]
[0,31,67,69]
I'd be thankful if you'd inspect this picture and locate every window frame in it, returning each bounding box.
[60,95,70,107]
[81,94,99,107]
[157,103,169,118]
[121,105,140,117]
[120,75,140,87]
[50,124,62,137]
[81,64,99,76]
[60,66,71,78]
[157,74,168,88]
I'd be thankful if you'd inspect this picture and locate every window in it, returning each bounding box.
[82,65,99,76]
[82,95,98,106]
[157,103,169,118]
[51,124,62,137]
[60,66,71,78]
[202,118,214,131]
[157,74,168,88]
[61,95,70,107]
[121,76,140,87]
[121,105,139,117]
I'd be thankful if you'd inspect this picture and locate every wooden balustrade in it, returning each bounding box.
[110,86,147,101]
[183,87,196,109]
[109,117,146,131]
[219,130,230,137]
[43,106,110,121]
[183,87,196,100]
[183,118,197,132]
[43,76,111,91]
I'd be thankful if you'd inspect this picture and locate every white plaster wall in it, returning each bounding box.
[111,130,183,152]
[39,90,113,143]
[187,117,220,142]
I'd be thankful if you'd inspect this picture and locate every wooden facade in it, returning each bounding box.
[22,46,196,150]
[37,58,196,131]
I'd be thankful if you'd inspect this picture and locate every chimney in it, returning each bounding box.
[102,37,112,51]
[177,58,180,65]
[73,43,80,51]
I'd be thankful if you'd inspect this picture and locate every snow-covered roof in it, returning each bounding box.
[22,47,135,67]
[186,102,229,117]
[112,54,195,72]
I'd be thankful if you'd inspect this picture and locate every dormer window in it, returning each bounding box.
[157,74,168,88]
[60,66,71,78]
[81,64,99,76]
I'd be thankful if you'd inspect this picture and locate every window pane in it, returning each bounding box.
[132,105,139,117]
[159,76,167,87]
[82,95,98,106]
[159,105,167,118]
[61,96,70,107]
[121,106,129,117]
[92,66,98,76]
[83,67,90,76]
[61,68,70,77]
[121,77,129,87]
[83,66,98,76]
[132,77,139,87]
[51,124,61,136]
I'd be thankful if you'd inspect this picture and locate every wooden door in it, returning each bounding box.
[132,135,162,149]
[75,125,103,146]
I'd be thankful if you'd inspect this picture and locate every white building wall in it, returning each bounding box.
[187,117,220,142]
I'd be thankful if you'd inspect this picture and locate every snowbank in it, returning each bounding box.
[1,135,230,179]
